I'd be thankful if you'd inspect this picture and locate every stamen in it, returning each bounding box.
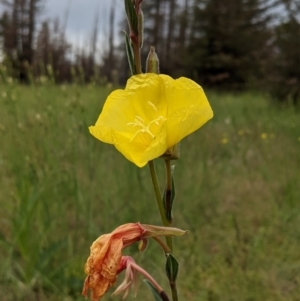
[130,128,155,142]
[148,101,158,112]
[127,115,166,142]
[135,116,145,123]
[127,115,146,128]
[149,116,166,126]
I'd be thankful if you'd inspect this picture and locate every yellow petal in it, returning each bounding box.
[111,122,168,167]
[90,74,169,167]
[160,75,213,147]
[89,89,136,144]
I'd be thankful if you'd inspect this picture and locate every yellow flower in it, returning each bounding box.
[261,133,268,139]
[221,138,229,144]
[89,74,213,167]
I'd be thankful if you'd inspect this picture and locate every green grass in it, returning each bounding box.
[0,83,299,301]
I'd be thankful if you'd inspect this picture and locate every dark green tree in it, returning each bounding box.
[0,0,43,81]
[267,12,300,106]
[188,0,277,89]
[141,0,180,73]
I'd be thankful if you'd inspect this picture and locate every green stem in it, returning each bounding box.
[165,159,172,190]
[170,283,179,301]
[133,42,142,74]
[132,1,142,74]
[164,159,173,225]
[148,160,173,250]
[149,160,179,300]
[152,236,171,254]
[164,159,179,301]
[148,160,168,227]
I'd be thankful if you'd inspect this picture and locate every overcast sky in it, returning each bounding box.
[43,0,123,47]
[0,0,124,50]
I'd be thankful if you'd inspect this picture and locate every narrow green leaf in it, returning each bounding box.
[138,9,144,48]
[163,165,176,222]
[124,0,138,35]
[124,31,136,75]
[165,253,179,283]
[171,165,176,209]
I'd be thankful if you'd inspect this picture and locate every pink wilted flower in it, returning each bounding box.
[82,223,186,301]
[112,256,169,300]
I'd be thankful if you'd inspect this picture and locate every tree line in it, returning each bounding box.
[0,0,299,104]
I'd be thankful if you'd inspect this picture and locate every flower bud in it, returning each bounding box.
[146,46,160,74]
[165,254,179,283]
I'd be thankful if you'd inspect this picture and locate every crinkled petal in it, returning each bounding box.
[82,274,114,301]
[111,122,168,167]
[111,223,146,246]
[83,224,146,300]
[89,89,135,144]
[89,74,169,167]
[85,233,113,274]
[100,239,123,280]
[160,75,213,147]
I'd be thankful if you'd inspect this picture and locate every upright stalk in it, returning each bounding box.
[148,161,169,227]
[164,159,173,225]
[133,0,142,74]
[132,2,179,299]
[149,159,179,301]
[133,43,142,74]
[148,160,173,250]
[164,159,179,301]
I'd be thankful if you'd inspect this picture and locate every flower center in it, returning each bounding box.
[127,102,166,143]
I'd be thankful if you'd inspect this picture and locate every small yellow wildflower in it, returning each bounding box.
[238,130,244,136]
[261,133,268,139]
[221,138,229,144]
[89,74,213,167]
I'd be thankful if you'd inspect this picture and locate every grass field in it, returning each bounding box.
[0,82,299,301]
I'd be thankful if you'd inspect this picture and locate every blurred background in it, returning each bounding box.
[0,1,300,301]
[0,0,299,102]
